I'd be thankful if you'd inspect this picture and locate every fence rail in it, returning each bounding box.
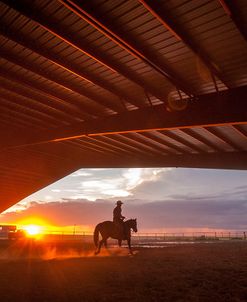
[2,229,246,246]
[35,231,247,246]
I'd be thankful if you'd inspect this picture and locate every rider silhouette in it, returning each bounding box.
[113,200,125,237]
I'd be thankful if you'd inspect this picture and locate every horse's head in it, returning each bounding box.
[130,218,138,233]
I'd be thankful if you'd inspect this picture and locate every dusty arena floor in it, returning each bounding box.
[0,241,247,302]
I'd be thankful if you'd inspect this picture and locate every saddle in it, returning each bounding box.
[114,222,125,239]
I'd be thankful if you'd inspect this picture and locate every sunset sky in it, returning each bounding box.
[1,168,247,233]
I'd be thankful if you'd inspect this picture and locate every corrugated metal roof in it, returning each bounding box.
[0,0,247,212]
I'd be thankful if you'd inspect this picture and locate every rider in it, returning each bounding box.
[113,200,125,237]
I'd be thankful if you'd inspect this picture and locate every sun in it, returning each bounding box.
[23,225,42,236]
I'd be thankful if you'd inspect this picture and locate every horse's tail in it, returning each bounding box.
[93,224,101,247]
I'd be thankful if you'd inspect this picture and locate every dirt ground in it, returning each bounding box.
[0,241,247,302]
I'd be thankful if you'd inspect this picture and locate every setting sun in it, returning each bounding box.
[23,225,42,236]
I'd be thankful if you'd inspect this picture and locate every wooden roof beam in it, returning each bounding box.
[0,95,59,127]
[139,0,231,89]
[59,0,194,97]
[81,136,134,156]
[100,135,151,158]
[181,128,223,152]
[58,150,247,170]
[60,140,105,155]
[1,86,247,150]
[0,50,113,116]
[123,133,169,156]
[97,151,247,170]
[158,130,205,154]
[0,78,83,124]
[204,127,244,151]
[232,125,247,139]
[139,132,184,154]
[0,27,138,111]
[219,0,247,42]
[0,69,93,121]
[75,138,120,156]
[1,0,164,103]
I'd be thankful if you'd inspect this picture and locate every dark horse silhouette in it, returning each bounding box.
[94,218,137,255]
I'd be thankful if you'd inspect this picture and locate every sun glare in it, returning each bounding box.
[23,225,42,236]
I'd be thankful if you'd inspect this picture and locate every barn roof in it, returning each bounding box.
[0,0,247,212]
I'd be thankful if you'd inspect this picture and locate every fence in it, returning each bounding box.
[130,231,247,246]
[37,230,247,246]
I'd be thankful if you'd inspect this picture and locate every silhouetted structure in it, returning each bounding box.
[0,1,247,212]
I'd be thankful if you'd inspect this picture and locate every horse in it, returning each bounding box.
[93,218,137,255]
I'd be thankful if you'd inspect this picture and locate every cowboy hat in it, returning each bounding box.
[116,200,123,205]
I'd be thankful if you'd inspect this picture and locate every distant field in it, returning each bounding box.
[0,241,247,302]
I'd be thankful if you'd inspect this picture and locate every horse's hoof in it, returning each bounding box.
[94,251,99,255]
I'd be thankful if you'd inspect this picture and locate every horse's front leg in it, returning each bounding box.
[118,239,122,247]
[127,238,133,255]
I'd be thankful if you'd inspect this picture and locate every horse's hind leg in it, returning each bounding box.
[95,239,104,255]
[99,239,104,252]
[104,239,108,248]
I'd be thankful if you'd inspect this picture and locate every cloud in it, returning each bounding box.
[15,168,247,207]
[70,171,93,177]
[63,168,166,201]
[1,197,247,231]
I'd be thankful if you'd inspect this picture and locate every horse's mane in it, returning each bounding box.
[125,219,133,223]
[124,218,136,225]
